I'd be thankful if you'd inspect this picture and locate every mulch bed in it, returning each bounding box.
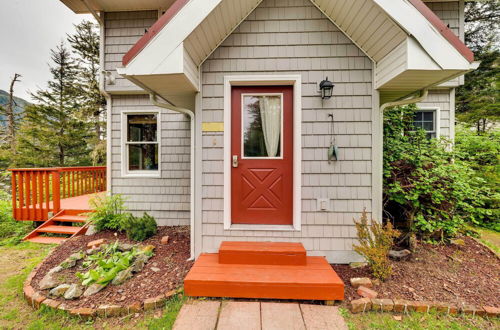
[31,226,193,309]
[334,236,500,308]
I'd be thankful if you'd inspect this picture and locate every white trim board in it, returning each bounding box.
[120,109,162,178]
[223,75,302,231]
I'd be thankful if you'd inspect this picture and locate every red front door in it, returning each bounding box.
[231,86,293,225]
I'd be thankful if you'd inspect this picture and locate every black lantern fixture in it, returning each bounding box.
[319,77,335,99]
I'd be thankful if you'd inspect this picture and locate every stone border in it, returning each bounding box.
[24,261,181,319]
[350,298,499,318]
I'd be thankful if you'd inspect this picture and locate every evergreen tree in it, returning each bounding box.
[16,43,93,167]
[67,20,106,164]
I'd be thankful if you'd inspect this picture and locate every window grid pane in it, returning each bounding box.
[126,114,159,172]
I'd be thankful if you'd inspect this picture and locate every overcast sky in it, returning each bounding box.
[0,0,92,101]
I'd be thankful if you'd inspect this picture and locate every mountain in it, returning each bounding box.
[0,90,29,125]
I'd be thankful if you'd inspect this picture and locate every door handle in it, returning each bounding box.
[232,155,238,168]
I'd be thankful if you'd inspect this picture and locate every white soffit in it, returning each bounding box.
[60,0,176,13]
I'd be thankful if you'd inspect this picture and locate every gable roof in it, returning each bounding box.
[117,0,477,106]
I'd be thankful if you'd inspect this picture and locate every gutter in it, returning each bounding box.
[150,93,196,261]
[80,0,104,25]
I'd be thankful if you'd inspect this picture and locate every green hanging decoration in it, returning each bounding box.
[328,113,339,163]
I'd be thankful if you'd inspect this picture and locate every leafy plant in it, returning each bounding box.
[121,213,158,242]
[0,190,31,245]
[86,194,128,232]
[353,211,400,280]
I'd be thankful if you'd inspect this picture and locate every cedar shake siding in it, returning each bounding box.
[110,95,191,226]
[200,0,372,262]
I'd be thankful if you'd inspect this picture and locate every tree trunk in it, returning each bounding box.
[7,73,21,153]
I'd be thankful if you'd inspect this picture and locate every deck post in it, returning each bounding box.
[52,170,61,214]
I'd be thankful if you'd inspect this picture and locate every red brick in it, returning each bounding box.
[161,236,170,244]
[350,298,372,313]
[431,302,457,314]
[350,277,372,288]
[32,292,46,309]
[97,305,126,317]
[70,307,96,320]
[483,306,500,317]
[357,286,378,299]
[24,285,35,306]
[42,298,61,309]
[460,305,485,316]
[408,301,430,313]
[371,299,394,312]
[127,302,142,314]
[144,295,166,311]
[87,239,106,249]
[165,289,177,299]
[393,299,412,313]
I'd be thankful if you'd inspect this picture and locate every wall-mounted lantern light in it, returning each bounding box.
[319,77,335,99]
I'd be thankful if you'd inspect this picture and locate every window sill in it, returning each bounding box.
[121,172,161,178]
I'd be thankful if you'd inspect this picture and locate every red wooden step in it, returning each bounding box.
[36,225,80,235]
[26,235,66,244]
[219,241,307,265]
[185,254,344,301]
[52,214,87,223]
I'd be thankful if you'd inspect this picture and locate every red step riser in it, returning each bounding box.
[219,242,307,265]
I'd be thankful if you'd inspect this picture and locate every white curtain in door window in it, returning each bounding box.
[260,96,281,157]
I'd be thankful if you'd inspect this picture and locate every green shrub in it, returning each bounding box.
[87,194,128,232]
[383,105,493,240]
[121,213,158,242]
[0,190,31,245]
[353,211,400,280]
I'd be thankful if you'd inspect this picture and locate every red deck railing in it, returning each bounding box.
[9,166,106,221]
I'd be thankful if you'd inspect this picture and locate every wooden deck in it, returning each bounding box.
[185,242,345,301]
[48,192,105,213]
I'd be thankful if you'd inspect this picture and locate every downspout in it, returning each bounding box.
[97,11,112,195]
[380,89,429,113]
[150,93,195,261]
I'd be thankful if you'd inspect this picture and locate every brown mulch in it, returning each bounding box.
[31,226,193,309]
[333,236,500,308]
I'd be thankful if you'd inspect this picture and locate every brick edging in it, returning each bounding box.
[350,298,499,318]
[24,263,181,319]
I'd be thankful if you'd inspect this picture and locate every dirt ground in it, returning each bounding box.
[335,236,500,308]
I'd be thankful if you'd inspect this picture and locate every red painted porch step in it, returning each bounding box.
[185,254,344,301]
[26,236,67,244]
[36,225,80,235]
[219,241,307,265]
[52,214,87,223]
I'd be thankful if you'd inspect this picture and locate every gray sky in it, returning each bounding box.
[0,0,92,101]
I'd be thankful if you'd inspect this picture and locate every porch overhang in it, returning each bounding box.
[116,0,477,105]
[60,0,177,14]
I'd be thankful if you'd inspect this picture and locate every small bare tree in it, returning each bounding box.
[4,73,22,153]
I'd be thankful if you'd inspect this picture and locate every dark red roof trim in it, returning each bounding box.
[122,0,190,66]
[408,0,474,63]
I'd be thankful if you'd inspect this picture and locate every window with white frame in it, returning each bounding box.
[413,110,437,139]
[123,113,160,174]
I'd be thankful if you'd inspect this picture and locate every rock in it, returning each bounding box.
[60,258,77,269]
[357,286,378,299]
[350,277,372,288]
[161,236,169,244]
[86,247,100,255]
[49,284,71,298]
[64,284,83,300]
[388,249,411,260]
[87,239,106,249]
[118,243,134,251]
[112,268,133,285]
[139,245,155,254]
[372,279,381,286]
[69,251,85,261]
[132,253,150,273]
[39,273,60,290]
[83,283,106,297]
[48,266,63,275]
[350,298,372,313]
[349,262,367,269]
[151,267,161,273]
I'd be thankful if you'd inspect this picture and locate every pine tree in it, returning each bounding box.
[68,20,106,164]
[16,43,93,167]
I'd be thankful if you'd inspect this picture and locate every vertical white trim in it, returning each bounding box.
[194,91,203,258]
[449,88,456,142]
[120,110,162,178]
[223,75,302,231]
[371,64,383,222]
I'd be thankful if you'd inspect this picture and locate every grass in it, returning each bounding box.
[475,227,500,255]
[343,309,499,330]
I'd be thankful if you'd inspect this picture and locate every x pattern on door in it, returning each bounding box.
[241,168,283,211]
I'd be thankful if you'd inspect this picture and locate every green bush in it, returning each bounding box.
[383,104,494,240]
[87,194,128,232]
[0,190,31,245]
[121,213,158,242]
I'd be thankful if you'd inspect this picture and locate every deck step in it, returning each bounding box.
[52,215,87,223]
[26,235,67,244]
[36,225,80,235]
[185,253,344,301]
[219,241,307,265]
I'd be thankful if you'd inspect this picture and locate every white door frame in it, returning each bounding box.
[223,75,302,231]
